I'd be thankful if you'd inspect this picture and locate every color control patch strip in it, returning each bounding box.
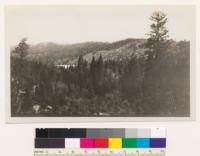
[35,128,166,149]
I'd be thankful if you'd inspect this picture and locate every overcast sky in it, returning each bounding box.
[5,5,195,46]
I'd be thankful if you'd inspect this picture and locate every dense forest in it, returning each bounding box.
[10,11,190,117]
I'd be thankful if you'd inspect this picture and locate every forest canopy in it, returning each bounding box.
[10,11,190,117]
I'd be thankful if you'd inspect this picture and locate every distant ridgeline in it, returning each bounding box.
[10,38,190,117]
[16,38,146,64]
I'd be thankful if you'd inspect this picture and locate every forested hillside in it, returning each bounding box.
[18,38,146,65]
[10,11,190,117]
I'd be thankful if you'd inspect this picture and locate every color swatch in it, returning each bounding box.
[122,138,137,148]
[94,138,108,148]
[136,138,150,148]
[35,138,65,148]
[80,138,94,148]
[109,138,122,148]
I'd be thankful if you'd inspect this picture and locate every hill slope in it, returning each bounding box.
[19,38,146,64]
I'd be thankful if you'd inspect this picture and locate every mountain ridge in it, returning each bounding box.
[13,38,147,64]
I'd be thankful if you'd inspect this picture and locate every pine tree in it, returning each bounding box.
[78,55,84,70]
[90,56,96,74]
[145,11,169,73]
[13,38,29,59]
[11,38,31,114]
[96,55,104,96]
[97,55,104,78]
[143,11,170,116]
[146,11,169,60]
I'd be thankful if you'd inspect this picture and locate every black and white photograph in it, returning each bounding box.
[5,5,195,120]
